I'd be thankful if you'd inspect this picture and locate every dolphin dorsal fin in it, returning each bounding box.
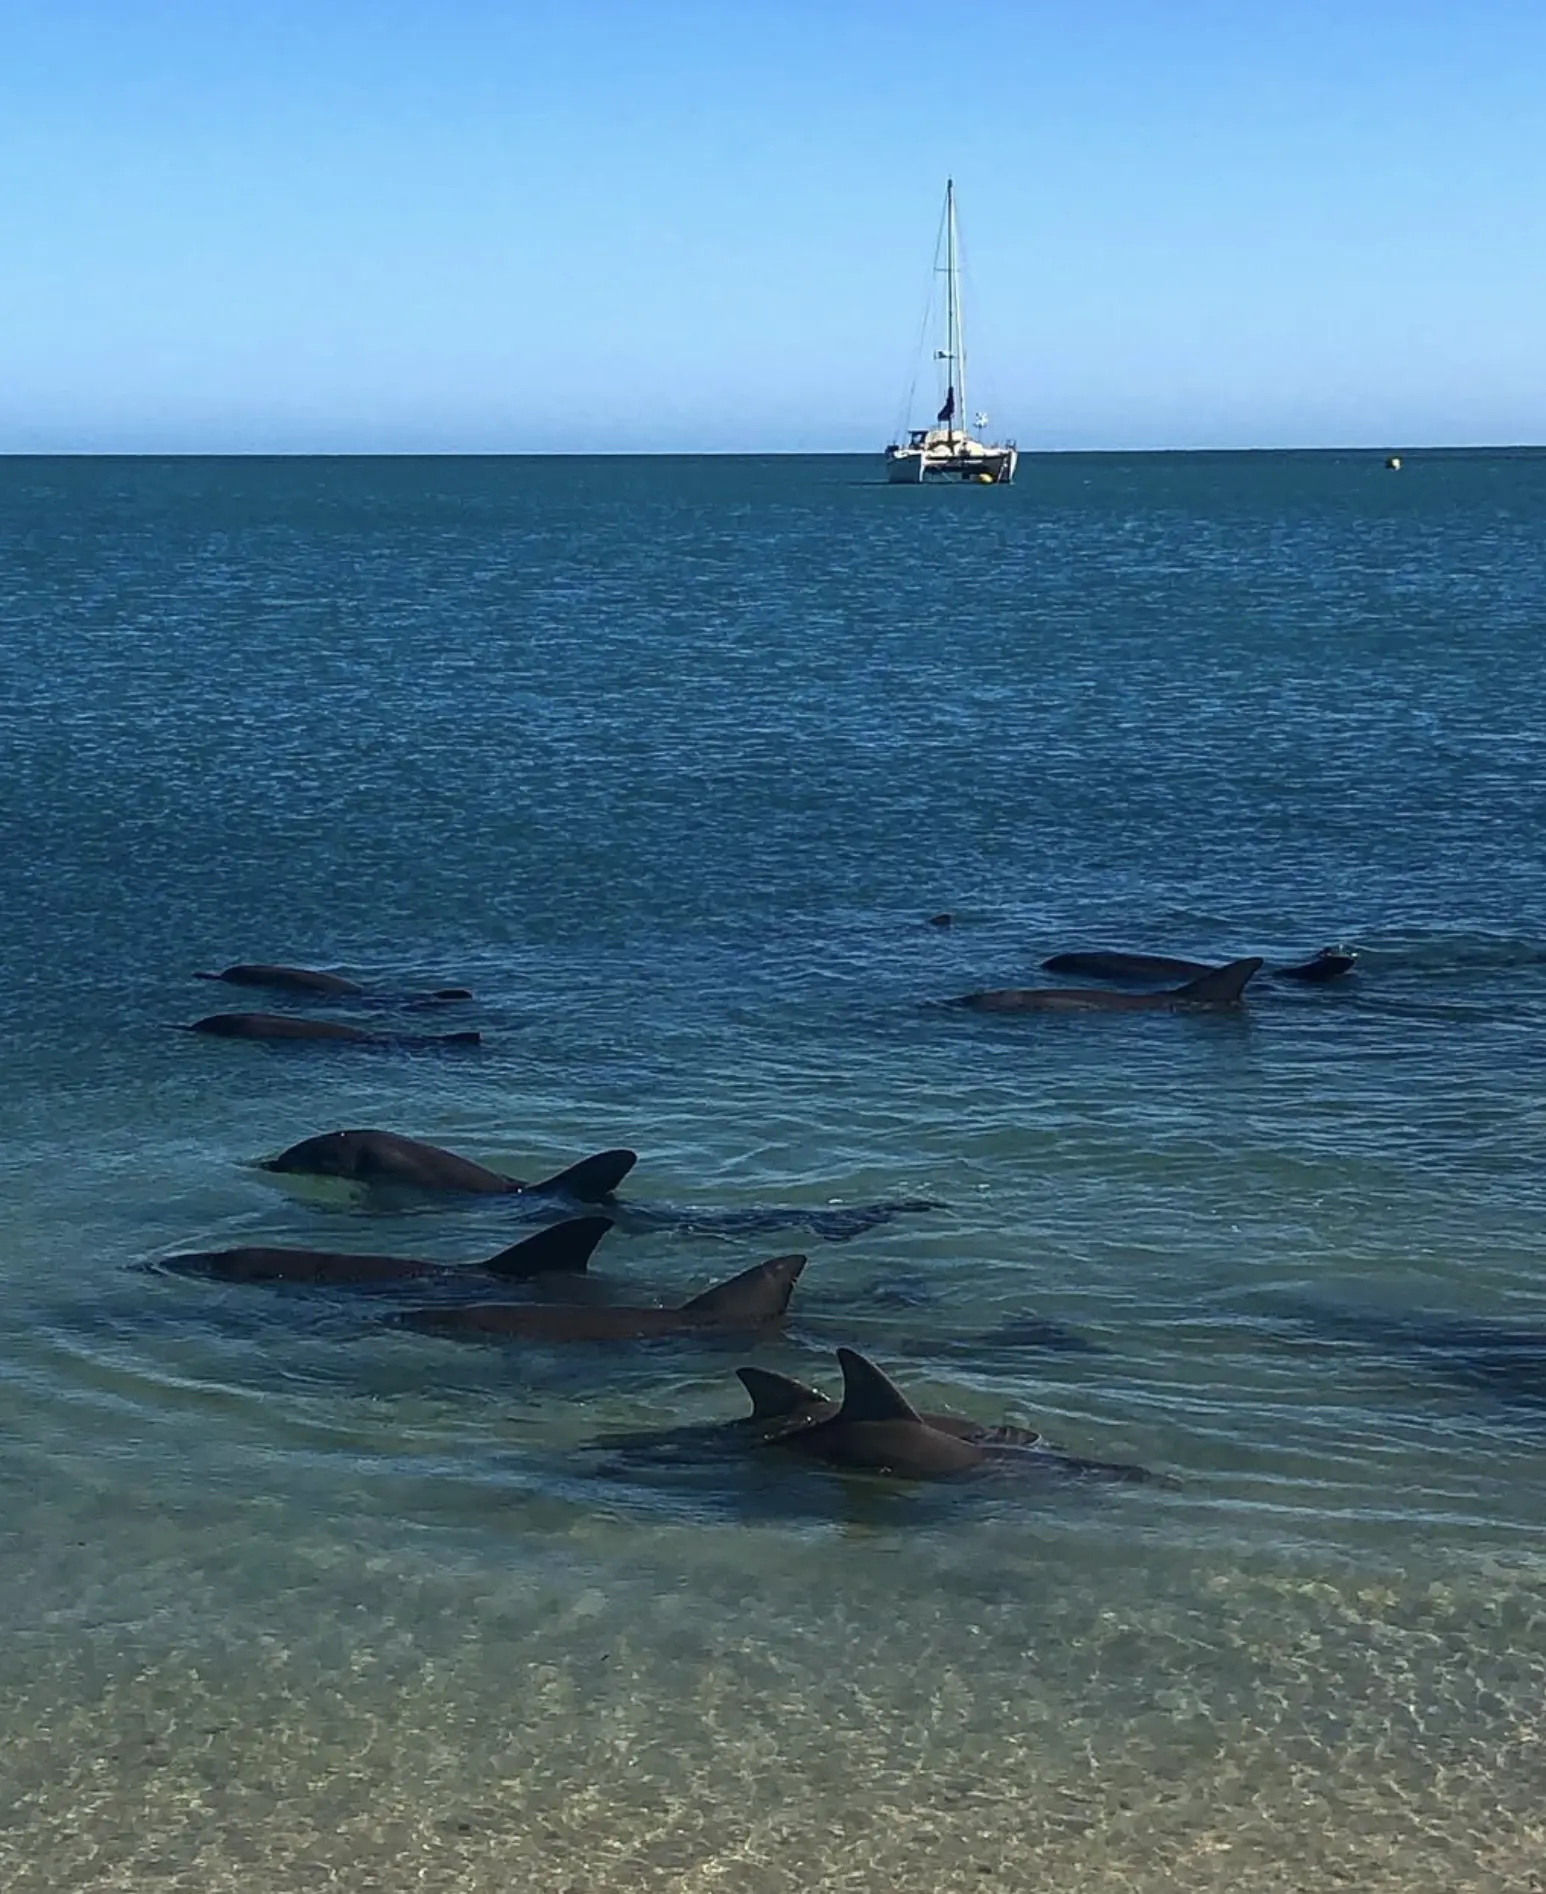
[526,1148,638,1201]
[481,1216,613,1279]
[736,1365,829,1419]
[1170,956,1264,1003]
[680,1254,807,1320]
[834,1347,924,1424]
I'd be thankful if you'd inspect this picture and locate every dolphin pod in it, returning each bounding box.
[392,1251,807,1345]
[197,963,474,1001]
[154,1214,614,1286]
[955,956,1264,1014]
[1040,946,1356,986]
[261,1128,636,1200]
[189,1013,481,1047]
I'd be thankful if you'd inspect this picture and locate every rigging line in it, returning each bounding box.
[892,188,952,443]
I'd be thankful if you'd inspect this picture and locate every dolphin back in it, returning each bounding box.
[680,1254,807,1323]
[1168,956,1264,1004]
[480,1216,614,1279]
[525,1148,638,1202]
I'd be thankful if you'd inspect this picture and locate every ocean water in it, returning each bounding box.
[2,449,1545,1892]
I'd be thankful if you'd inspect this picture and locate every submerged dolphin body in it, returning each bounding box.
[262,1129,636,1201]
[745,1350,1164,1483]
[1041,947,1356,985]
[261,1127,941,1240]
[392,1252,807,1345]
[955,957,1264,1014]
[188,1013,480,1047]
[1276,1299,1546,1410]
[154,1215,614,1286]
[196,963,473,1002]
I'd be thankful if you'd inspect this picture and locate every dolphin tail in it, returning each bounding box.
[680,1254,807,1321]
[1169,956,1264,1003]
[481,1216,614,1279]
[832,1346,927,1423]
[736,1364,830,1419]
[525,1148,638,1202]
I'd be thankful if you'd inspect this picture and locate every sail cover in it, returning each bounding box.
[936,387,956,424]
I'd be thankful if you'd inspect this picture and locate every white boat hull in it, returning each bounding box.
[885,441,1017,485]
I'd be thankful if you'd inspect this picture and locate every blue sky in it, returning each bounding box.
[1,0,1542,452]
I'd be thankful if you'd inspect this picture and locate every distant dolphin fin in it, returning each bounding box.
[736,1364,830,1419]
[525,1148,638,1201]
[481,1216,614,1278]
[429,1031,482,1045]
[680,1253,807,1320]
[428,987,474,1000]
[833,1347,926,1424]
[1169,956,1264,1002]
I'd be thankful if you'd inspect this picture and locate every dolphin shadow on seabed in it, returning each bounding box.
[258,1128,946,1241]
[1271,1297,1546,1415]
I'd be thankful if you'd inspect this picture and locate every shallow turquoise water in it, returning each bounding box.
[2,450,1545,1891]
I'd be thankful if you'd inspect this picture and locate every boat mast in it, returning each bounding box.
[944,178,963,446]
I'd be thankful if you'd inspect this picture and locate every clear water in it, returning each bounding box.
[3,450,1545,1891]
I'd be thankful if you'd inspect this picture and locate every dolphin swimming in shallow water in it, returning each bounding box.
[196,963,473,1001]
[188,1014,480,1047]
[955,957,1263,1014]
[154,1215,613,1286]
[741,1350,1163,1483]
[592,1354,1159,1484]
[1040,947,1355,986]
[262,1128,635,1200]
[261,1128,940,1239]
[392,1252,807,1345]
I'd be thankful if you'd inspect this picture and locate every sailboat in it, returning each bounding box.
[885,179,1018,485]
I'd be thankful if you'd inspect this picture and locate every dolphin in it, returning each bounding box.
[1040,947,1355,985]
[955,956,1263,1013]
[153,1215,613,1286]
[260,1128,939,1239]
[749,1350,1163,1483]
[196,963,473,1001]
[392,1252,806,1345]
[262,1129,636,1200]
[735,1364,1046,1448]
[188,1013,480,1047]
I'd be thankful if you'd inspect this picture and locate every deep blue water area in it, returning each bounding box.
[2,450,1545,1892]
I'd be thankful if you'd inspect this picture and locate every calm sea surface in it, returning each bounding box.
[2,450,1545,1892]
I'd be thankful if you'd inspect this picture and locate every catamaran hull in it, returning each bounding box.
[885,446,1017,485]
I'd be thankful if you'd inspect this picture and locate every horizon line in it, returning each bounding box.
[3,442,1543,461]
